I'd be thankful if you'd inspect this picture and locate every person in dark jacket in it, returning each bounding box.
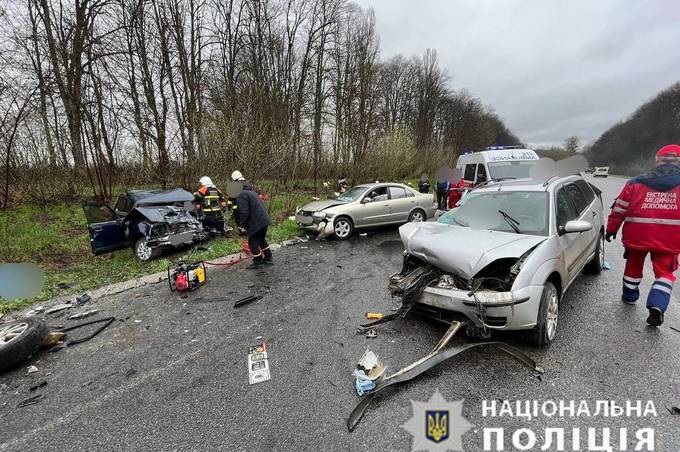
[435,177,450,210]
[234,174,273,269]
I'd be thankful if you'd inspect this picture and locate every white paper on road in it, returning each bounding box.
[248,343,271,385]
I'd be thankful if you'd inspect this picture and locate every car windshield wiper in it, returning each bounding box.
[498,210,521,233]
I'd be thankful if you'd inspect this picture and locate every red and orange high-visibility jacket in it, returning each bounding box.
[607,164,680,253]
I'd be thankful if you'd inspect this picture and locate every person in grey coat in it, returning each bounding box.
[233,173,273,269]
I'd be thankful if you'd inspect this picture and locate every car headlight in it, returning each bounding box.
[312,211,327,219]
[466,291,515,306]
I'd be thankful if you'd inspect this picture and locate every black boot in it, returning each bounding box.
[647,307,664,326]
[247,255,264,269]
[263,248,273,265]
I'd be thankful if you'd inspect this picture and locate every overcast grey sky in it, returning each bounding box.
[354,0,680,147]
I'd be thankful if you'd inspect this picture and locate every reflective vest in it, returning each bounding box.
[194,186,225,214]
[607,165,680,253]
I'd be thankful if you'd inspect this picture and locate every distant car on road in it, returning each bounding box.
[396,175,604,345]
[295,183,436,240]
[593,166,610,178]
[84,189,205,261]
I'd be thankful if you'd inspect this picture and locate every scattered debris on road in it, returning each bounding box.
[45,303,73,315]
[365,329,377,339]
[29,381,48,392]
[68,309,99,320]
[26,365,38,374]
[248,343,271,385]
[668,406,680,415]
[48,317,116,353]
[74,293,91,307]
[234,295,262,308]
[347,321,542,432]
[17,394,44,408]
[366,312,383,320]
[602,260,611,270]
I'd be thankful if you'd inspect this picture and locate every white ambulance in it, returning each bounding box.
[456,146,540,187]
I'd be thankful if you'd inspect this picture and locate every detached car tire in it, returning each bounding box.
[333,216,354,240]
[528,282,559,346]
[134,237,160,261]
[0,317,48,373]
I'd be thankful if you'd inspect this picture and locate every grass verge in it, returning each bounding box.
[0,198,306,314]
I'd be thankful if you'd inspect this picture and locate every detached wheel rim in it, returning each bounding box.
[546,290,559,340]
[410,211,425,222]
[136,240,152,260]
[335,219,351,238]
[0,323,28,346]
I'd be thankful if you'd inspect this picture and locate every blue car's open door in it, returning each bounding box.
[83,203,128,255]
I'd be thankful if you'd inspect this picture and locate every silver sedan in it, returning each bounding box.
[295,183,436,240]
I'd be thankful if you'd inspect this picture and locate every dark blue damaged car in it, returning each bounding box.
[83,189,205,261]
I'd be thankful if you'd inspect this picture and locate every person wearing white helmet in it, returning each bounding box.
[193,176,227,236]
[231,170,246,181]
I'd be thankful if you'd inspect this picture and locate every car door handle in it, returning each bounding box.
[93,226,103,232]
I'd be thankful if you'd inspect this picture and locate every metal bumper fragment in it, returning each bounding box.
[347,321,541,432]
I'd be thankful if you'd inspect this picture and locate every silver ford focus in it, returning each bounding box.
[396,175,605,345]
[296,183,436,240]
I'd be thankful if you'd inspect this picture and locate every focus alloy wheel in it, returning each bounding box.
[598,233,605,268]
[546,289,559,341]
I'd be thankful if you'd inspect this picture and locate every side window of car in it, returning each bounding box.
[574,180,595,205]
[405,188,415,197]
[388,186,407,199]
[464,164,476,181]
[563,183,588,214]
[476,164,487,183]
[114,196,134,214]
[365,187,388,202]
[556,188,578,228]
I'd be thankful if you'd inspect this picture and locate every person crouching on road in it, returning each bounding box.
[194,176,227,236]
[233,172,273,269]
[606,144,680,326]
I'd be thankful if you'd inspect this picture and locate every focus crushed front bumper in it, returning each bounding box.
[418,285,544,330]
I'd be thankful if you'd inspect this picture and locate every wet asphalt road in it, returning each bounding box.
[2,175,680,451]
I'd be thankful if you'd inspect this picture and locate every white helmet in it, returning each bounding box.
[231,170,245,181]
[199,176,214,187]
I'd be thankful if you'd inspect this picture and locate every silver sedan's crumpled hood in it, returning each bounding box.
[300,199,346,212]
[399,222,546,279]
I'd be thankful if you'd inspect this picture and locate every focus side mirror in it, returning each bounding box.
[560,220,593,235]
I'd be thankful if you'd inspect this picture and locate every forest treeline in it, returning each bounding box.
[0,0,520,205]
[587,82,680,175]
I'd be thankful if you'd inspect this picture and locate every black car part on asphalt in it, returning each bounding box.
[359,264,440,332]
[347,321,542,432]
[48,317,116,352]
[234,295,263,308]
[0,317,48,373]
